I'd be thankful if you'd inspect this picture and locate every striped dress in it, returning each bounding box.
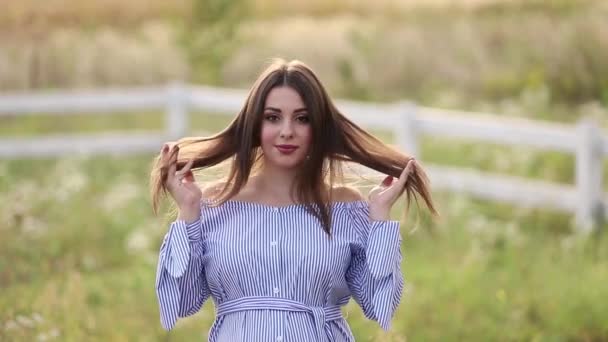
[155,199,404,341]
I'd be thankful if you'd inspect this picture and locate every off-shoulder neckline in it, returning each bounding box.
[203,199,368,212]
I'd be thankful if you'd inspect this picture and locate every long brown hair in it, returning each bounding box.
[150,58,437,235]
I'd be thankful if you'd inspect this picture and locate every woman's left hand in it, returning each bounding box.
[368,158,416,221]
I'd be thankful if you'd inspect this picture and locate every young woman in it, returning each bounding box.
[150,59,437,341]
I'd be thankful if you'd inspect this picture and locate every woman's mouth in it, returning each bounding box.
[275,145,298,154]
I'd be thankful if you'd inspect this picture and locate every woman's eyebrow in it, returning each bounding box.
[264,106,308,113]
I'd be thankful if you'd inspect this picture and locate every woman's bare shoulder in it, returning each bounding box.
[201,181,229,199]
[201,178,258,202]
[331,185,365,202]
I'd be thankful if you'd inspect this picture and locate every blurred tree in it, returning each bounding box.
[181,0,250,85]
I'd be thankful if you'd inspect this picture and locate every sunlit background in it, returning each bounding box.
[1,0,607,341]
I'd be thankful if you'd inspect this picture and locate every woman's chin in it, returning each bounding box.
[267,157,306,170]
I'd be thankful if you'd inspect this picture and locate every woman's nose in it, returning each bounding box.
[279,122,294,138]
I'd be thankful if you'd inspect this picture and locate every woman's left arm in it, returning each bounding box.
[345,157,416,330]
[345,207,404,330]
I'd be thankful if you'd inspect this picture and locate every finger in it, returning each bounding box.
[175,161,195,186]
[163,143,177,156]
[158,144,172,185]
[371,177,392,200]
[160,143,173,164]
[382,159,415,200]
[176,159,194,177]
[166,146,179,182]
[168,164,177,183]
[160,144,176,182]
[368,184,383,200]
[183,170,195,183]
[169,145,179,162]
[396,158,415,187]
[170,144,179,160]
[175,172,196,188]
[381,175,393,187]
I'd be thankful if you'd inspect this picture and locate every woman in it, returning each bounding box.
[150,58,437,341]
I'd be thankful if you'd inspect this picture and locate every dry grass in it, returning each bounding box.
[0,0,189,31]
[224,9,608,111]
[251,0,601,18]
[0,22,188,90]
[1,0,607,121]
[1,0,601,32]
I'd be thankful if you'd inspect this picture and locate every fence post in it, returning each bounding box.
[166,82,188,139]
[575,117,604,234]
[396,101,419,158]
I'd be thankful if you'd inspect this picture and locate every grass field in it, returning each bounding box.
[1,111,607,341]
[1,0,608,340]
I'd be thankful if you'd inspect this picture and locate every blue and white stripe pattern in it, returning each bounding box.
[155,199,404,341]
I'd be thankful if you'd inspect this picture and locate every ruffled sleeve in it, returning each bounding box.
[155,202,211,330]
[345,201,404,331]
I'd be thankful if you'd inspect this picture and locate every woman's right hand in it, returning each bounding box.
[160,143,202,222]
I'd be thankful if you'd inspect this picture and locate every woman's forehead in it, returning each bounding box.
[264,86,306,110]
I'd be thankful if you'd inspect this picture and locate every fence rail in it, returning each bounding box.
[1,83,606,233]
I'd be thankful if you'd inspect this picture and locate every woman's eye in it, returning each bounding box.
[297,115,310,123]
[265,115,279,122]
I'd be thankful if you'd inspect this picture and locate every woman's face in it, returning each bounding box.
[260,86,312,170]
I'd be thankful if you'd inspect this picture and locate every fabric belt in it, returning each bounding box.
[216,296,342,341]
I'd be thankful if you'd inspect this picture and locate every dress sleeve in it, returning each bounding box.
[345,202,404,331]
[155,202,211,331]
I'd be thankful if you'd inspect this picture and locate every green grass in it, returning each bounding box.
[1,113,607,341]
[1,154,606,341]
[0,111,233,137]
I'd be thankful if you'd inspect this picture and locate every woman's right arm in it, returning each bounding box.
[154,143,211,330]
[155,206,210,331]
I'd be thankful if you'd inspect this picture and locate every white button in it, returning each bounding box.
[273,287,280,294]
[276,336,283,341]
[273,207,279,212]
[270,241,278,246]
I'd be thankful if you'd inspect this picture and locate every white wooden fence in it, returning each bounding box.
[1,82,606,233]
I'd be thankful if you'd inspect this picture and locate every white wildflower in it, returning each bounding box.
[6,181,37,216]
[466,215,488,235]
[16,314,34,328]
[21,216,49,236]
[463,237,484,266]
[32,313,44,324]
[101,180,140,212]
[4,320,18,330]
[560,234,579,252]
[126,229,151,254]
[51,157,89,202]
[82,254,98,271]
[49,328,60,338]
[55,171,87,202]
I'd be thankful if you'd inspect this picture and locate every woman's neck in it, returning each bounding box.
[253,165,299,202]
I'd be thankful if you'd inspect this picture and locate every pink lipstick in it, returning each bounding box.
[276,144,298,154]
